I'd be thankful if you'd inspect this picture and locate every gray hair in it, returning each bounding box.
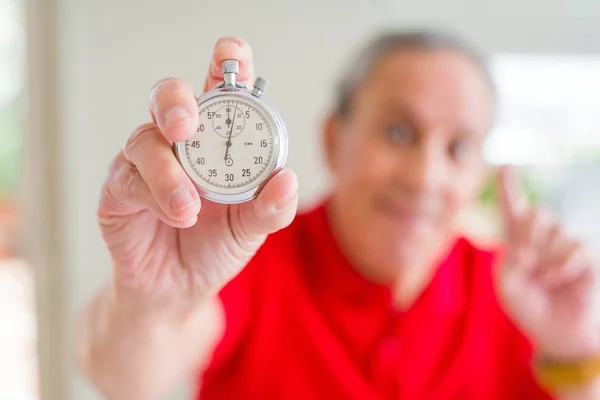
[336,30,495,118]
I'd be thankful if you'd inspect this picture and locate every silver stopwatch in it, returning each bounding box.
[174,60,288,204]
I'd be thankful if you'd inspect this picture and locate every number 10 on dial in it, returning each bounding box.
[173,60,288,204]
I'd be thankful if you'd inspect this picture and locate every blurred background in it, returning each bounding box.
[1,0,599,399]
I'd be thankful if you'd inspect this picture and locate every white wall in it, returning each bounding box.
[32,0,600,399]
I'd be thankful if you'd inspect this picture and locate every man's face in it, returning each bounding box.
[328,49,493,272]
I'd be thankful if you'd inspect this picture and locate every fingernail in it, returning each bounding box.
[162,107,193,129]
[170,188,196,213]
[215,39,240,49]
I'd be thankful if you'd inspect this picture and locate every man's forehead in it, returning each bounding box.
[369,50,491,93]
[358,50,494,130]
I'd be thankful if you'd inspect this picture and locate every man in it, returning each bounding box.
[77,31,600,399]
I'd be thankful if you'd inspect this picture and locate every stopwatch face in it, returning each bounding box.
[175,93,285,204]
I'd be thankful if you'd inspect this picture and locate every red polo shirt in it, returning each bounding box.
[197,203,552,399]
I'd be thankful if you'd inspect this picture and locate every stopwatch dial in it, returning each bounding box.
[185,98,274,190]
[210,103,246,138]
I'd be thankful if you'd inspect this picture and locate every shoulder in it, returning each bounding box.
[205,204,323,373]
[456,236,532,343]
[456,236,501,269]
[455,238,548,397]
[452,236,504,294]
[453,236,515,329]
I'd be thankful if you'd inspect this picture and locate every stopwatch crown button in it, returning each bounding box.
[222,59,239,75]
[253,77,269,91]
[252,77,269,97]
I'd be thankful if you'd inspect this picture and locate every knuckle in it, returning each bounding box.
[105,152,129,188]
[105,151,125,179]
[99,152,141,218]
[149,77,184,101]
[107,153,142,195]
[107,156,143,199]
[548,218,561,234]
[124,123,158,160]
[539,207,556,226]
[227,205,264,258]
[148,79,196,121]
[571,240,585,254]
[121,163,143,198]
[521,208,535,225]
[557,238,582,262]
[149,78,194,106]
[159,161,186,190]
[529,207,542,222]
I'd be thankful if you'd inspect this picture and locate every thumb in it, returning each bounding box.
[237,169,298,238]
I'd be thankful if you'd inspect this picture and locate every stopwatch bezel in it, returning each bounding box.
[173,87,288,204]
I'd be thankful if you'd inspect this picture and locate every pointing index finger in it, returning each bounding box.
[499,165,526,233]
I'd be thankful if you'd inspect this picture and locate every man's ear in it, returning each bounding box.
[322,112,343,173]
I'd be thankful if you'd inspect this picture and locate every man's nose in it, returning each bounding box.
[398,138,445,193]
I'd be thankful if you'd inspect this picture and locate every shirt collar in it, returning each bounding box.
[303,201,467,318]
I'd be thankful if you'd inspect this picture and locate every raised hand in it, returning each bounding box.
[495,166,599,362]
[98,37,298,304]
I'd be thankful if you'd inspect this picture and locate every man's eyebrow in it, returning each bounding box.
[453,125,487,141]
[377,100,422,129]
[379,100,414,118]
[380,101,487,140]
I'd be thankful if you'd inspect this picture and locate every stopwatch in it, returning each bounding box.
[173,59,288,204]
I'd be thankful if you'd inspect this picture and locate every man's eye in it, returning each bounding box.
[449,139,472,161]
[386,124,413,145]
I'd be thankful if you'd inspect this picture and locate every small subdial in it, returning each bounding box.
[211,104,246,138]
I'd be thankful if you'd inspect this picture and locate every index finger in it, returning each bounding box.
[498,165,526,232]
[203,36,255,92]
[148,77,199,143]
